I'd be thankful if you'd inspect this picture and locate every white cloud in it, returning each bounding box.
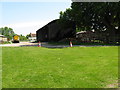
[1,20,51,36]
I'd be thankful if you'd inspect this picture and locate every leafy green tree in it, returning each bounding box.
[19,34,27,41]
[59,2,120,43]
[26,34,30,39]
[0,27,15,40]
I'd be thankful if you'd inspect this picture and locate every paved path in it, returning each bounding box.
[0,42,117,48]
[0,42,38,47]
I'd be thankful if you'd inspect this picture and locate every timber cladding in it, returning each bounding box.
[36,19,76,42]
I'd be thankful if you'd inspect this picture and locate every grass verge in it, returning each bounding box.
[2,46,118,88]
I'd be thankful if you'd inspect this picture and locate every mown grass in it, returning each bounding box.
[0,47,2,89]
[2,46,118,88]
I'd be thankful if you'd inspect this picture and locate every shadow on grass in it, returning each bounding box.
[19,42,119,49]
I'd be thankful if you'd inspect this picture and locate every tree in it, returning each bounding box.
[26,34,30,39]
[0,27,15,40]
[19,34,27,41]
[59,2,120,43]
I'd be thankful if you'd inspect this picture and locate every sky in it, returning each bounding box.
[0,0,72,35]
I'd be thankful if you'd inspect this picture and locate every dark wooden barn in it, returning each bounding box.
[36,19,76,42]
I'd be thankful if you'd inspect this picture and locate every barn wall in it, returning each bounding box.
[48,22,61,41]
[37,26,48,42]
[36,19,76,42]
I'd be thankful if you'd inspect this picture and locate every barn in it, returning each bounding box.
[36,19,76,42]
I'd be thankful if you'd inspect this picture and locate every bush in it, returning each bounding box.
[2,41,11,44]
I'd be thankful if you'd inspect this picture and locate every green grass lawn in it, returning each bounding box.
[2,46,118,88]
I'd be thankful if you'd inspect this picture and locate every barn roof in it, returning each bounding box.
[37,19,59,32]
[0,34,7,38]
[0,35,4,37]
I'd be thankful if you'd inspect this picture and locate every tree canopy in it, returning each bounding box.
[59,2,120,43]
[19,34,27,41]
[0,27,29,41]
[0,27,16,40]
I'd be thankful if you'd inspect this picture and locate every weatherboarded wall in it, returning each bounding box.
[36,19,76,42]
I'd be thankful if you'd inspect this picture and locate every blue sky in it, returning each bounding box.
[0,1,71,35]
